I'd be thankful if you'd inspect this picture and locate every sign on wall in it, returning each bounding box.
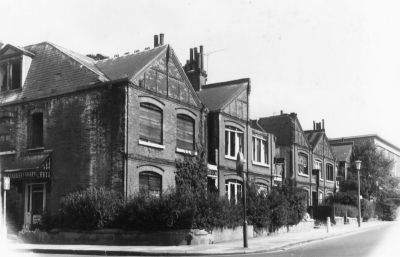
[3,176,10,190]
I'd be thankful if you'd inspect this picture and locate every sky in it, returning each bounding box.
[2,0,400,146]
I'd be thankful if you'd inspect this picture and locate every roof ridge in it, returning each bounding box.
[45,42,109,82]
[203,78,250,89]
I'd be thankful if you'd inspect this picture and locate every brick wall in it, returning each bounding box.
[126,86,204,197]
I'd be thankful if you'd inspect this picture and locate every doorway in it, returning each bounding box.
[24,183,46,228]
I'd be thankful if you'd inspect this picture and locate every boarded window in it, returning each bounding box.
[139,171,162,197]
[139,103,162,144]
[30,113,43,148]
[177,114,195,150]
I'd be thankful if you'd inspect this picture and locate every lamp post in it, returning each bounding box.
[355,160,362,227]
[236,152,247,248]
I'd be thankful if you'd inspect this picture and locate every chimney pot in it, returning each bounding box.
[199,45,204,70]
[159,33,164,45]
[154,35,159,48]
[190,48,194,63]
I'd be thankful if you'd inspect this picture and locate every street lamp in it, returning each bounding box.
[355,160,362,227]
[236,152,248,248]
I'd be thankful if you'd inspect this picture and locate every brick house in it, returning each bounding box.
[0,35,206,231]
[257,113,337,206]
[184,48,278,201]
[304,121,337,205]
[329,141,353,182]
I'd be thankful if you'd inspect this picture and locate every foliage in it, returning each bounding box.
[333,204,358,218]
[58,187,123,230]
[376,198,398,221]
[361,199,376,221]
[342,141,394,200]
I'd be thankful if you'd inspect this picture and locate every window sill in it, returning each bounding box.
[326,180,334,183]
[139,140,165,149]
[252,161,270,168]
[176,148,197,156]
[298,173,309,178]
[0,150,16,156]
[27,147,45,152]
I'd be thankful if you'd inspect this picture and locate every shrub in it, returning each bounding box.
[376,198,398,221]
[361,199,375,221]
[333,204,358,217]
[58,187,123,230]
[115,189,194,231]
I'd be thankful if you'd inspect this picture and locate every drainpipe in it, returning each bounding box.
[124,84,129,200]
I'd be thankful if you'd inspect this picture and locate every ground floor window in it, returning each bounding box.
[256,183,269,195]
[225,179,242,203]
[139,171,162,197]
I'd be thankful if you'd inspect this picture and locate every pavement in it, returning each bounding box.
[4,221,389,256]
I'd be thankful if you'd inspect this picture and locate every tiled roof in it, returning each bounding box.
[96,45,168,81]
[257,114,294,146]
[330,143,353,162]
[0,42,105,105]
[304,130,324,148]
[0,42,170,106]
[197,78,248,112]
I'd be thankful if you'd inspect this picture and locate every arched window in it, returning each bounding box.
[139,171,162,197]
[176,114,195,150]
[225,126,243,158]
[298,153,308,175]
[139,103,163,145]
[256,183,269,195]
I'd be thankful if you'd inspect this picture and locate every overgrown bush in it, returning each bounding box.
[376,198,398,221]
[333,204,358,217]
[361,199,376,221]
[58,187,123,230]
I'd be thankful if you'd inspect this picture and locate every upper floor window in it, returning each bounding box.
[326,163,334,181]
[139,171,162,197]
[29,113,43,148]
[314,160,323,180]
[225,126,243,158]
[298,153,308,175]
[225,179,242,204]
[176,114,195,150]
[139,103,163,145]
[252,136,268,164]
[0,58,22,91]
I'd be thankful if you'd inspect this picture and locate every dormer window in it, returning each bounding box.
[0,57,22,91]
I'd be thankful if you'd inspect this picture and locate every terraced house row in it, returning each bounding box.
[1,35,396,232]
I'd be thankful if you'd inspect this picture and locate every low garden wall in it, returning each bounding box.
[19,226,254,246]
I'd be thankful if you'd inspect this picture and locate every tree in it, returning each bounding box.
[342,141,394,200]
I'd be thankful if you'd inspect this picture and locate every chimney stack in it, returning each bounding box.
[183,44,208,92]
[280,110,283,115]
[322,119,325,130]
[313,121,316,130]
[159,33,164,45]
[154,35,159,48]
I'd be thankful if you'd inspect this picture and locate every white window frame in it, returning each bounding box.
[225,126,244,159]
[298,153,309,176]
[252,135,269,166]
[225,180,242,204]
[314,160,323,180]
